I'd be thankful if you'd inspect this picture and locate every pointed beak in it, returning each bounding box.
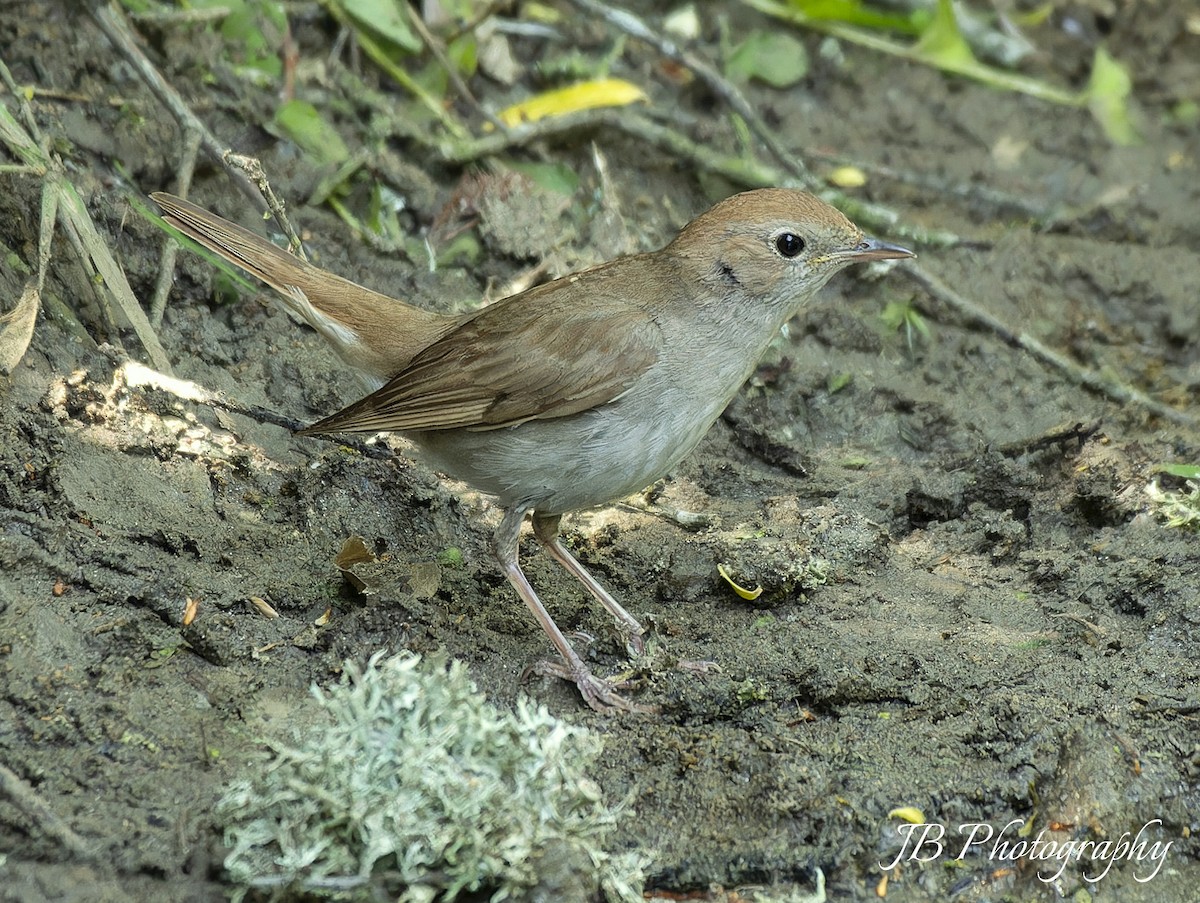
[843,236,915,262]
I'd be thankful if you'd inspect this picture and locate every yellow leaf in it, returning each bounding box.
[828,165,867,188]
[497,79,647,128]
[888,806,926,823]
[717,563,764,601]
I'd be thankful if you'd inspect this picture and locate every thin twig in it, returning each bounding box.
[940,421,1103,473]
[0,59,44,143]
[903,263,1197,428]
[443,0,513,44]
[565,0,1056,228]
[88,2,263,209]
[804,146,1059,223]
[0,762,95,861]
[564,0,814,188]
[321,2,471,140]
[149,125,202,327]
[404,3,506,131]
[0,84,132,107]
[223,153,307,259]
[436,108,957,245]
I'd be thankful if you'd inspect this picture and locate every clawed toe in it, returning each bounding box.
[621,625,646,658]
[527,659,659,714]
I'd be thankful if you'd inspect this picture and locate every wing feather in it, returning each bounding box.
[300,262,662,435]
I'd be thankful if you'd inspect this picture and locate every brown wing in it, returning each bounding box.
[299,265,661,435]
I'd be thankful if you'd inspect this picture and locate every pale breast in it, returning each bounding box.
[409,379,728,515]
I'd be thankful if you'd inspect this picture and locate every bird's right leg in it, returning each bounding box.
[491,507,654,713]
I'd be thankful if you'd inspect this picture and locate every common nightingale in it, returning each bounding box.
[152,188,913,711]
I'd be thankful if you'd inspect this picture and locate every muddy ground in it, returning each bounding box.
[2,2,1199,901]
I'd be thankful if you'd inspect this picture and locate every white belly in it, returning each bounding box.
[410,381,727,514]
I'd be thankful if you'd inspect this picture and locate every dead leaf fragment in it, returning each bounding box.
[407,561,441,600]
[249,596,279,619]
[334,534,377,592]
[0,281,40,374]
[182,597,201,627]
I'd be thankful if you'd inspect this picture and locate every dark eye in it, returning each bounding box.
[775,233,805,258]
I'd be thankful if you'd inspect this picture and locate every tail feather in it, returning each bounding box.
[151,192,452,380]
[153,192,321,298]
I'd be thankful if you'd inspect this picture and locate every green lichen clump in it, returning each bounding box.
[217,652,644,902]
[1146,478,1200,532]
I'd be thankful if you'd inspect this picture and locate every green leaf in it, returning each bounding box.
[447,34,478,78]
[505,160,580,196]
[1154,463,1200,480]
[726,31,809,88]
[1085,45,1140,146]
[827,372,853,394]
[1169,99,1199,127]
[913,0,975,70]
[272,100,350,166]
[337,0,421,54]
[192,0,287,79]
[789,0,916,33]
[746,0,1080,106]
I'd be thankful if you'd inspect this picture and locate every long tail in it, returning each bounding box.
[152,193,451,382]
